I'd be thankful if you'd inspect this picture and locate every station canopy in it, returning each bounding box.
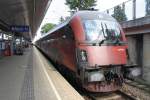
[0,0,52,41]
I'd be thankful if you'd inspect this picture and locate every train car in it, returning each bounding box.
[36,11,128,92]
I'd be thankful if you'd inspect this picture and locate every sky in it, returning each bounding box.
[42,0,128,24]
[33,0,145,42]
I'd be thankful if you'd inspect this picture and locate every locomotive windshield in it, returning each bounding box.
[83,20,123,44]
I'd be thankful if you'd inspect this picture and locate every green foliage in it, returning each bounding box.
[59,16,71,24]
[112,5,127,22]
[59,16,65,23]
[65,0,97,10]
[41,23,56,34]
[146,0,150,15]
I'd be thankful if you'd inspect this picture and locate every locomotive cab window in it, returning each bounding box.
[82,20,123,45]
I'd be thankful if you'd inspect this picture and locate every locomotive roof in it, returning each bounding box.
[38,11,117,41]
[72,11,116,21]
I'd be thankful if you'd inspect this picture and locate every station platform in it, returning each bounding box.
[0,46,84,100]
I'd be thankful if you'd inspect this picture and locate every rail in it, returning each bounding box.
[83,90,137,100]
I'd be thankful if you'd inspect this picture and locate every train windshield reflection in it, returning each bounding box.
[83,20,123,43]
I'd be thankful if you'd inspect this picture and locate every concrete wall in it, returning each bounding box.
[127,36,138,65]
[143,34,150,83]
[121,16,150,83]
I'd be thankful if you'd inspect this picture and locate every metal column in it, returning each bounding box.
[11,33,15,55]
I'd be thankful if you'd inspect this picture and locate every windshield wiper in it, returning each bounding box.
[94,23,106,46]
[98,39,106,46]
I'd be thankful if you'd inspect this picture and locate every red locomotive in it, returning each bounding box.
[36,11,128,92]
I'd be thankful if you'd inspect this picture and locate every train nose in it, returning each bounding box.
[86,46,127,66]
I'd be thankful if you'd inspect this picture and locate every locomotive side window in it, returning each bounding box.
[64,25,75,40]
[50,31,62,39]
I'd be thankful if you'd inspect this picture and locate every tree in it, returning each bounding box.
[112,5,127,22]
[146,0,150,15]
[65,0,97,11]
[59,16,65,23]
[41,23,56,34]
[59,16,71,24]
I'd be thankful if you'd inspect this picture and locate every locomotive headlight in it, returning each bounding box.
[80,50,87,62]
[88,71,104,82]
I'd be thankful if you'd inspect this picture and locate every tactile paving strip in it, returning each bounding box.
[19,51,34,100]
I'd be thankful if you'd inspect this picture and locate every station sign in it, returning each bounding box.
[10,25,29,32]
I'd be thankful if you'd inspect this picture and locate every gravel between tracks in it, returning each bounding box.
[121,83,150,100]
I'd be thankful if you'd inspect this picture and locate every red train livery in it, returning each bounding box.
[36,11,128,92]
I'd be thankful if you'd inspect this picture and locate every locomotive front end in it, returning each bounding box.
[77,46,127,92]
[74,13,127,92]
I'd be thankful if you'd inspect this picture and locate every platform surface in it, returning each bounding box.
[0,47,84,100]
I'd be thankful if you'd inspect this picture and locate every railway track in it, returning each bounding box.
[83,90,137,100]
[121,79,150,100]
[115,90,137,100]
[82,79,150,100]
[125,79,150,93]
